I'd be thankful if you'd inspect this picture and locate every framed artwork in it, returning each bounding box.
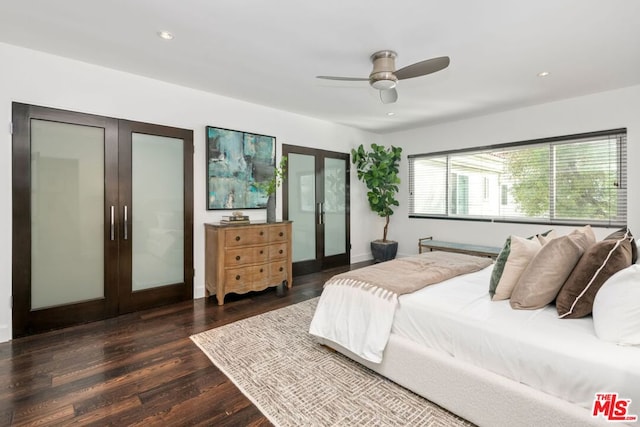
[206,126,276,210]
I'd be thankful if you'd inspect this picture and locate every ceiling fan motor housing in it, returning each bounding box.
[369,50,397,89]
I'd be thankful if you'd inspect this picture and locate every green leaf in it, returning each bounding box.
[352,143,402,240]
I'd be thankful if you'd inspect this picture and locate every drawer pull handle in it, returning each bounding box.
[260,250,264,254]
[279,231,284,237]
[236,255,241,261]
[235,275,241,280]
[279,249,283,254]
[260,268,263,273]
[235,236,241,241]
[279,267,284,272]
[260,231,264,236]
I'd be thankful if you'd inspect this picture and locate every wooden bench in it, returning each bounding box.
[418,236,501,259]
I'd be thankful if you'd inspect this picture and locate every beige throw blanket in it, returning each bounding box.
[311,251,494,363]
[326,251,494,299]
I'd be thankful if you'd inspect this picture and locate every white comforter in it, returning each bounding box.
[309,278,397,363]
[310,265,640,410]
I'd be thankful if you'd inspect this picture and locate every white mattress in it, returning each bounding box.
[393,265,640,410]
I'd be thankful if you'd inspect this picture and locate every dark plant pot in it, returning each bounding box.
[266,194,276,223]
[371,240,398,263]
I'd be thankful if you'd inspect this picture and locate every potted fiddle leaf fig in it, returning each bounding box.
[351,143,402,262]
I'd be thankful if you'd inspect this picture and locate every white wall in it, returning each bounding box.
[387,85,640,257]
[3,41,638,343]
[0,42,382,342]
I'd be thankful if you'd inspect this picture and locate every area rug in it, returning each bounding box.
[190,298,473,427]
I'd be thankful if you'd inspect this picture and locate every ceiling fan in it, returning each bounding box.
[317,50,450,104]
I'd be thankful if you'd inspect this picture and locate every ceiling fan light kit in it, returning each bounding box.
[369,50,398,89]
[316,49,450,104]
[371,78,397,90]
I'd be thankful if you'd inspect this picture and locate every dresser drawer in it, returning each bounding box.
[269,243,288,260]
[270,260,288,283]
[269,225,288,242]
[224,265,270,292]
[225,227,268,247]
[225,246,269,266]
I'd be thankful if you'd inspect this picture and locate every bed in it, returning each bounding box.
[309,231,640,427]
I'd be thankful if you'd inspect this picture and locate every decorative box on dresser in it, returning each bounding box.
[205,221,293,305]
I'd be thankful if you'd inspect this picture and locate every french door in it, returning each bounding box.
[12,103,193,337]
[283,145,350,275]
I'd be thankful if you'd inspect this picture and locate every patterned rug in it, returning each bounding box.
[190,298,473,427]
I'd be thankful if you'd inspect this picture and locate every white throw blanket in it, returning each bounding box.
[309,252,493,363]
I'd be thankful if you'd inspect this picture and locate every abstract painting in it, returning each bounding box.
[206,126,276,210]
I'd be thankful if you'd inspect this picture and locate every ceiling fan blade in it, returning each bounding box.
[316,76,369,81]
[380,88,398,104]
[395,56,450,80]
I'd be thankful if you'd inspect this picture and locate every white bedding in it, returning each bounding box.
[311,264,640,411]
[308,278,397,362]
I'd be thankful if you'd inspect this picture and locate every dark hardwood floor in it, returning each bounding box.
[0,262,370,426]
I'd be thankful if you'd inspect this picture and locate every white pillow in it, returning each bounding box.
[492,235,541,301]
[537,229,557,245]
[592,264,640,345]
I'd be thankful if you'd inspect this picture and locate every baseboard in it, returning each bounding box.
[0,325,11,343]
[351,253,373,263]
[193,285,205,299]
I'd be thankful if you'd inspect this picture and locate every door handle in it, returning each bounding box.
[318,202,324,225]
[123,205,128,240]
[110,206,115,241]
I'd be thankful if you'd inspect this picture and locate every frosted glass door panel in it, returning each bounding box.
[324,158,346,257]
[31,120,104,309]
[289,153,316,262]
[131,133,184,291]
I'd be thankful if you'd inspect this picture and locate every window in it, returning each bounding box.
[500,184,509,206]
[451,173,469,214]
[483,177,490,200]
[408,129,627,226]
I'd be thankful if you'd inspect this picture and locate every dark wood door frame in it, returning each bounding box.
[117,120,194,313]
[282,144,350,276]
[12,103,120,336]
[11,103,194,337]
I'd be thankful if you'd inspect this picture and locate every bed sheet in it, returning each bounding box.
[393,265,640,410]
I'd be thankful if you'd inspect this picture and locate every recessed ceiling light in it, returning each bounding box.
[386,112,395,116]
[537,71,550,77]
[158,31,174,40]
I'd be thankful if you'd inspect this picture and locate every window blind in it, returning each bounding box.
[408,129,627,226]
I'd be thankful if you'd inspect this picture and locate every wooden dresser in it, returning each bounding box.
[204,221,293,305]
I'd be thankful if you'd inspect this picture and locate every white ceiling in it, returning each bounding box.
[1,0,639,134]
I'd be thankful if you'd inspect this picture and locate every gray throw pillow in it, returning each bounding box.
[510,235,584,310]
